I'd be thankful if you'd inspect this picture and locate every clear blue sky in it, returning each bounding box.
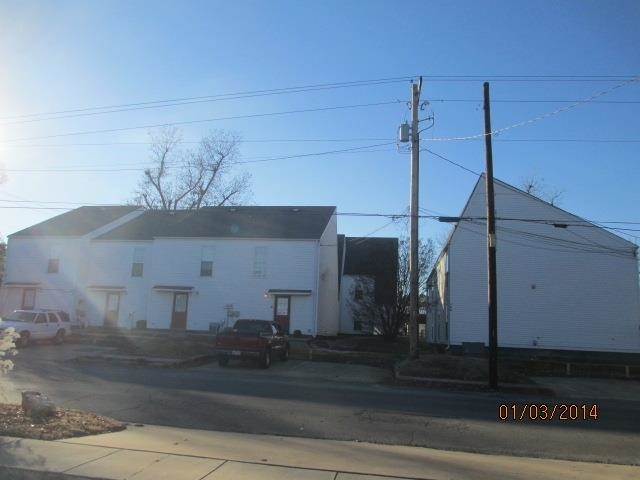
[0,0,638,246]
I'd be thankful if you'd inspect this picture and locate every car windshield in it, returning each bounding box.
[234,321,271,334]
[3,311,36,323]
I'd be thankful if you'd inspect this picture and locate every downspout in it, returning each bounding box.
[338,237,347,332]
[313,239,320,337]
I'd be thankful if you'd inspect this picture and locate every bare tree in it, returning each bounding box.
[349,237,436,341]
[520,174,564,206]
[134,127,251,210]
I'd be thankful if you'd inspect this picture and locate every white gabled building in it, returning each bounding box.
[0,206,144,321]
[1,206,340,336]
[427,177,640,354]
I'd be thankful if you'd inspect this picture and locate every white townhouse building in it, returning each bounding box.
[427,176,640,354]
[1,206,341,336]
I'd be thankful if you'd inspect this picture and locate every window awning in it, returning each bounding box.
[87,285,127,292]
[266,289,312,296]
[2,282,40,288]
[153,285,194,292]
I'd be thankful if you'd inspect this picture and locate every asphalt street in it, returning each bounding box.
[2,344,639,466]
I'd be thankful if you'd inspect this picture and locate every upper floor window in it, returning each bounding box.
[47,258,59,273]
[253,247,267,278]
[131,247,144,277]
[47,246,60,273]
[201,246,214,277]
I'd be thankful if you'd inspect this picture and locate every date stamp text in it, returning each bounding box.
[498,403,599,421]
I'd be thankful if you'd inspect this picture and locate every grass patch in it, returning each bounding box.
[397,354,534,384]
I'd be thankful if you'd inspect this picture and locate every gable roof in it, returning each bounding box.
[96,206,336,240]
[431,175,637,270]
[10,206,139,237]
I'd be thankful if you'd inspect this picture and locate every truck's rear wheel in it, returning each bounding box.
[218,355,229,367]
[260,349,271,369]
[280,345,289,362]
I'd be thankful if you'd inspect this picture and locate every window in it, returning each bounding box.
[35,314,47,324]
[253,247,267,278]
[131,247,144,277]
[200,246,214,277]
[47,258,59,273]
[354,320,363,331]
[48,245,60,273]
[47,313,59,323]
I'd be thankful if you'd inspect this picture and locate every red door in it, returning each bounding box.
[104,293,120,328]
[171,293,189,329]
[274,295,291,333]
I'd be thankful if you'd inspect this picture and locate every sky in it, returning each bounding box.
[0,0,638,247]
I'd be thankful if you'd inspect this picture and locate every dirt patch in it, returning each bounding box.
[74,331,215,359]
[0,403,126,440]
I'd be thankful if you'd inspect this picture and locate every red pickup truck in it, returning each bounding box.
[215,319,289,369]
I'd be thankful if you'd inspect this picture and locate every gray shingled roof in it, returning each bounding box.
[10,206,139,237]
[96,206,336,240]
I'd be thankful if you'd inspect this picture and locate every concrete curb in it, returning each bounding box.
[393,365,556,395]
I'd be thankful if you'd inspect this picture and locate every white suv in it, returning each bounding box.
[0,309,69,347]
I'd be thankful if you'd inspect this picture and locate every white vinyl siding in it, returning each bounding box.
[444,179,640,353]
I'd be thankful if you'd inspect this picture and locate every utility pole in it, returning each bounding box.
[483,82,498,390]
[409,77,422,359]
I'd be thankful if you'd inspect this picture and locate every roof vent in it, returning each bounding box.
[292,208,300,212]
[229,208,237,212]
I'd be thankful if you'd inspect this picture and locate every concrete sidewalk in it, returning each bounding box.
[1,425,639,480]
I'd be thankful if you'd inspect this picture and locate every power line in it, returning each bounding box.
[419,75,637,82]
[421,148,481,176]
[0,100,401,144]
[2,141,397,173]
[1,200,637,228]
[455,222,634,259]
[3,137,640,149]
[0,76,413,123]
[429,98,640,104]
[426,76,640,142]
[2,74,632,123]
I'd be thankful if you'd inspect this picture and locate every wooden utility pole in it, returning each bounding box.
[409,77,422,359]
[483,82,498,390]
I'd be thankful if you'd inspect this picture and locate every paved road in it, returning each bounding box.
[2,344,639,465]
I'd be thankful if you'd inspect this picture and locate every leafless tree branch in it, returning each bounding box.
[133,128,251,210]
